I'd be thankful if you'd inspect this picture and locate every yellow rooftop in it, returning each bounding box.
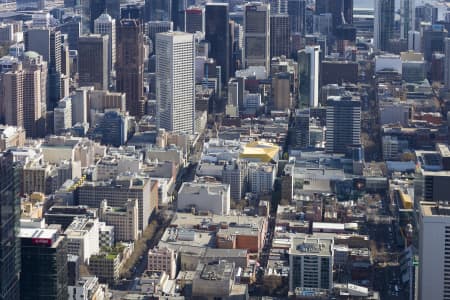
[240,141,279,162]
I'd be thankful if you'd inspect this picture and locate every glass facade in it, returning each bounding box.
[0,152,20,300]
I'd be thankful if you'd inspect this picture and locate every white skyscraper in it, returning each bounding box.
[419,202,450,300]
[156,31,195,134]
[94,13,116,82]
[298,45,320,108]
[401,0,415,39]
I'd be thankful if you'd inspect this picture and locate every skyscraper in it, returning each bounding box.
[287,0,306,34]
[116,19,145,118]
[374,0,395,51]
[423,24,447,62]
[316,0,353,28]
[244,2,270,71]
[185,6,205,34]
[325,95,361,154]
[401,0,415,40]
[22,51,48,138]
[156,31,195,134]
[2,64,24,130]
[147,21,173,54]
[171,0,187,31]
[0,151,20,300]
[145,0,171,22]
[205,3,230,85]
[298,46,320,108]
[2,52,47,138]
[94,12,116,82]
[294,108,310,148]
[418,202,450,300]
[78,34,109,90]
[270,0,288,14]
[19,228,68,300]
[444,38,450,90]
[24,28,62,108]
[89,0,120,32]
[270,14,290,58]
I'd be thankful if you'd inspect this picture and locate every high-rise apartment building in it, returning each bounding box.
[156,31,195,134]
[374,0,395,51]
[3,64,24,131]
[244,2,270,71]
[78,34,109,90]
[325,96,361,154]
[270,14,290,58]
[289,235,334,291]
[94,13,116,82]
[185,6,205,34]
[0,151,20,300]
[19,228,68,300]
[205,3,230,85]
[116,19,145,118]
[298,46,320,108]
[2,52,47,138]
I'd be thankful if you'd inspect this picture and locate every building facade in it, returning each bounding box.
[116,19,145,118]
[156,31,195,134]
[19,228,68,300]
[244,2,270,71]
[325,96,361,154]
[289,236,334,292]
[0,151,20,300]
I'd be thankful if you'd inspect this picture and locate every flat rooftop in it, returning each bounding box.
[421,202,450,217]
[290,236,333,257]
[171,212,266,229]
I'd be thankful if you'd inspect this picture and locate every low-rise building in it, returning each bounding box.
[65,217,100,263]
[89,252,121,285]
[68,276,107,300]
[177,182,230,215]
[192,261,248,300]
[99,199,139,242]
[148,247,177,279]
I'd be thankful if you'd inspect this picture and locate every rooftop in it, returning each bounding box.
[198,261,234,281]
[290,235,333,257]
[421,202,450,217]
